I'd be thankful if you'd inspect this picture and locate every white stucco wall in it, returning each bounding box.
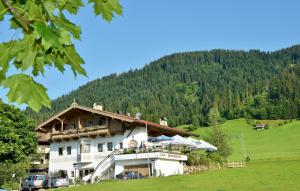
[114,157,184,177]
[48,127,147,178]
[154,159,184,176]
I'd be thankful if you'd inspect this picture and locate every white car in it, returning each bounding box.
[48,176,69,188]
[21,175,47,191]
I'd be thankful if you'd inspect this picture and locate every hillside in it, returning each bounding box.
[59,119,300,191]
[26,45,300,126]
[181,119,300,161]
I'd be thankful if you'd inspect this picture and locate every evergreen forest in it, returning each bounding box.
[25,45,300,127]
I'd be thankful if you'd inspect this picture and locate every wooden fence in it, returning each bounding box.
[227,161,246,168]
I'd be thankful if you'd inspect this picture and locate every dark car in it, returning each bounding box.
[116,171,144,180]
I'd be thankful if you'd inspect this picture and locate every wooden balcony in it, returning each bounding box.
[51,128,109,141]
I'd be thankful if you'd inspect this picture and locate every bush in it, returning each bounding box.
[187,152,210,166]
[207,152,223,164]
[123,149,136,154]
[206,125,232,159]
[94,176,100,183]
[0,160,30,190]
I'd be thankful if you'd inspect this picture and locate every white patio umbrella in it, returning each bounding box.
[186,137,218,151]
[158,135,196,147]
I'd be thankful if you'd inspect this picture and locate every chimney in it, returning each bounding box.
[159,117,168,126]
[93,103,103,111]
[135,112,142,120]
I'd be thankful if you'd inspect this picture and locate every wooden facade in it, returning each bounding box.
[37,103,195,143]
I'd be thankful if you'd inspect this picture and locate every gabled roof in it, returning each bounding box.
[37,103,196,137]
[37,103,135,129]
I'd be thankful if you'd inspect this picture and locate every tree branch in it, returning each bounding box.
[1,0,30,31]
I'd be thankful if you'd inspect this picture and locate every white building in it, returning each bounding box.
[37,102,194,182]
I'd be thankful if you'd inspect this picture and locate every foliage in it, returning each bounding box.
[0,100,37,163]
[205,107,232,159]
[25,45,300,125]
[0,159,30,189]
[188,115,200,131]
[208,105,222,127]
[187,152,210,166]
[0,0,123,111]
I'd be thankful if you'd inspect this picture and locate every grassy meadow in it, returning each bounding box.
[191,119,300,161]
[59,119,300,191]
[60,158,300,191]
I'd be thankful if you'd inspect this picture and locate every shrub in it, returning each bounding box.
[0,160,30,190]
[187,152,210,166]
[94,176,100,183]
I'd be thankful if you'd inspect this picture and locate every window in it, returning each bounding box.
[67,146,72,155]
[107,142,113,151]
[71,171,74,177]
[119,142,123,149]
[37,176,44,180]
[58,147,63,156]
[70,123,75,129]
[98,118,105,126]
[98,143,103,152]
[55,125,60,131]
[89,120,93,126]
[80,144,90,153]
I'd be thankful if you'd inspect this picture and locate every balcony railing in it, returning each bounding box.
[77,153,94,163]
[51,128,109,141]
[114,146,183,155]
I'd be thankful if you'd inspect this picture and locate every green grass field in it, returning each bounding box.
[59,119,300,191]
[191,119,300,161]
[60,158,300,191]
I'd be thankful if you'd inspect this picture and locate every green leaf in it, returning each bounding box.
[26,1,44,21]
[10,18,20,29]
[0,40,26,81]
[2,74,51,112]
[88,0,123,22]
[14,34,37,70]
[0,1,6,21]
[32,57,45,76]
[46,52,66,73]
[33,22,61,50]
[64,45,87,76]
[55,13,81,40]
[60,0,84,14]
[43,1,56,16]
[58,28,72,45]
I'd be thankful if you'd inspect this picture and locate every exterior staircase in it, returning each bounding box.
[83,151,115,183]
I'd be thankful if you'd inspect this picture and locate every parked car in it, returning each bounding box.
[48,176,69,188]
[116,171,144,180]
[21,175,47,191]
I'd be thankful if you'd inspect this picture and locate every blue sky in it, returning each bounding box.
[1,0,300,105]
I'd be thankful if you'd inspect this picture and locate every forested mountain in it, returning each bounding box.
[25,45,300,127]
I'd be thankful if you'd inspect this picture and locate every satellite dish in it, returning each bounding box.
[135,112,142,119]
